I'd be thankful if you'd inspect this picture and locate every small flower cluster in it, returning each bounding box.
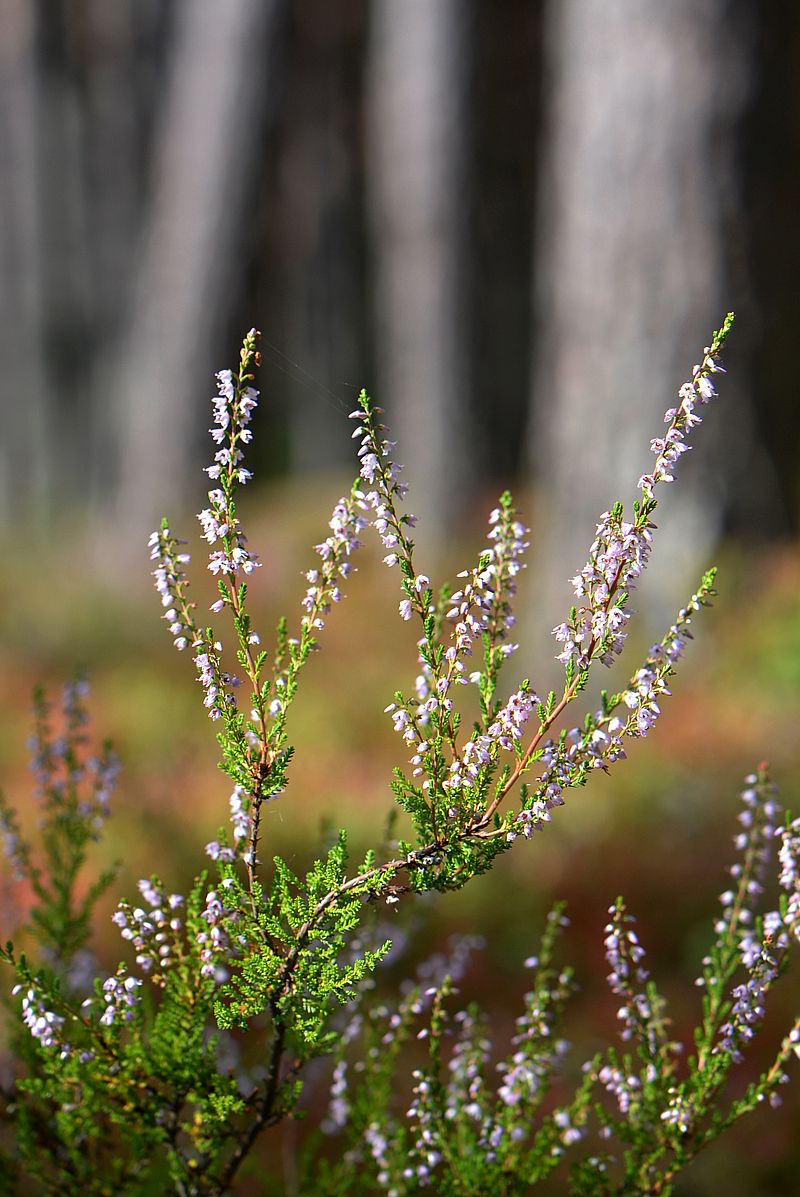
[22,680,121,846]
[446,1006,491,1122]
[28,679,87,795]
[13,983,67,1054]
[301,492,367,638]
[706,773,800,1066]
[150,512,242,722]
[203,785,250,861]
[553,317,731,674]
[596,1061,642,1118]
[715,773,780,948]
[620,582,714,739]
[148,525,195,651]
[111,878,185,985]
[348,395,420,623]
[444,687,538,809]
[494,925,572,1114]
[509,719,627,843]
[638,336,727,499]
[553,507,651,669]
[78,749,120,834]
[481,496,529,649]
[197,881,240,981]
[446,495,528,668]
[93,967,143,1027]
[200,357,261,580]
[407,1070,443,1185]
[603,901,654,1047]
[778,815,800,936]
[0,802,29,881]
[194,636,241,722]
[510,575,715,843]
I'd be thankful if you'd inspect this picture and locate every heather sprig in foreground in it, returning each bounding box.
[1,315,799,1196]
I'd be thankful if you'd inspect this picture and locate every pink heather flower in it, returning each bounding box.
[556,336,726,670]
[149,527,196,651]
[14,985,67,1052]
[301,494,366,638]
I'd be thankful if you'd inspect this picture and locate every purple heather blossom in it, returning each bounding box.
[598,1063,642,1115]
[603,903,660,1050]
[196,346,262,581]
[301,495,366,638]
[229,785,251,843]
[13,984,67,1054]
[660,1091,695,1135]
[444,501,528,681]
[149,526,195,651]
[98,969,142,1026]
[205,841,236,863]
[348,400,418,605]
[112,881,185,981]
[197,887,240,979]
[553,511,650,670]
[511,579,716,844]
[556,336,726,672]
[712,774,781,949]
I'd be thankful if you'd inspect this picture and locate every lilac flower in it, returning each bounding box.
[777,816,800,940]
[196,333,262,582]
[98,969,143,1026]
[325,1059,350,1131]
[446,498,529,670]
[302,493,367,638]
[511,573,717,844]
[364,1122,392,1187]
[13,984,67,1054]
[597,1063,642,1116]
[639,337,727,500]
[149,525,196,651]
[196,888,240,980]
[229,785,251,843]
[348,397,420,612]
[111,880,185,984]
[602,901,666,1055]
[406,1068,442,1187]
[78,747,120,835]
[712,773,781,950]
[192,636,240,722]
[205,841,236,863]
[555,330,727,672]
[553,508,649,670]
[444,688,538,811]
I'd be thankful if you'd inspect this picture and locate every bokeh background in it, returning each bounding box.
[1,2,800,1193]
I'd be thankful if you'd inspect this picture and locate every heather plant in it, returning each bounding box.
[1,317,799,1195]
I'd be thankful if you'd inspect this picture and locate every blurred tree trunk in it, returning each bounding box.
[366,0,472,548]
[528,0,757,658]
[106,0,282,543]
[268,2,364,478]
[0,1,171,530]
[0,0,98,525]
[0,2,50,525]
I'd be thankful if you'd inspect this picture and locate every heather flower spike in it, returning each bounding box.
[554,312,734,676]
